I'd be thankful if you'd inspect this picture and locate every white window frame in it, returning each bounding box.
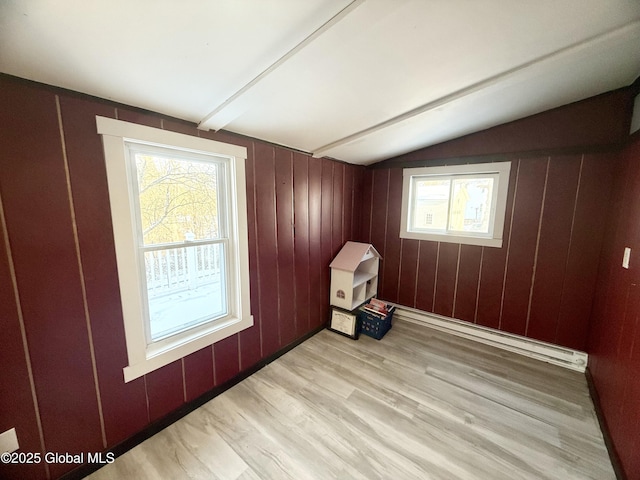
[97,116,252,382]
[400,162,511,248]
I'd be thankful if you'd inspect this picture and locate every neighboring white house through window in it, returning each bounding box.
[97,116,252,382]
[400,161,511,247]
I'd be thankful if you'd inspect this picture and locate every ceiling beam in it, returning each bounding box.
[198,0,366,132]
[311,20,640,158]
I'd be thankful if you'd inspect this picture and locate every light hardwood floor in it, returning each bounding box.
[88,320,615,479]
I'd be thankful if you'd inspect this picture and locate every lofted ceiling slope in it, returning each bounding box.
[1,0,639,165]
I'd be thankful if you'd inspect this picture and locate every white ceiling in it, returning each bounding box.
[1,0,639,165]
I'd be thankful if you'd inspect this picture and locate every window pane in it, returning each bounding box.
[411,178,450,231]
[145,243,226,341]
[448,177,494,234]
[134,153,221,245]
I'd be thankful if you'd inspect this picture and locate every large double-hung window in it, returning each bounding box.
[129,143,229,341]
[97,117,252,382]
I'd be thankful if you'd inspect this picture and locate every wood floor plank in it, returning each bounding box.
[88,320,614,479]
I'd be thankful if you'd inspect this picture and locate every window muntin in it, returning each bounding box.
[401,162,510,247]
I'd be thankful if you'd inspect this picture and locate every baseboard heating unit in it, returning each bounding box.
[392,305,588,372]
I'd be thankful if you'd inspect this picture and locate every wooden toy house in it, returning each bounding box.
[329,242,381,311]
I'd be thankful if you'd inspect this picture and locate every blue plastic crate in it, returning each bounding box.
[358,306,394,340]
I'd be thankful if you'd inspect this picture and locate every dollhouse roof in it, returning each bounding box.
[329,241,381,272]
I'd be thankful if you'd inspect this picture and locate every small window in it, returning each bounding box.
[400,162,511,247]
[97,117,252,382]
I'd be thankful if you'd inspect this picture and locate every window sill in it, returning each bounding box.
[400,231,503,248]
[123,314,253,383]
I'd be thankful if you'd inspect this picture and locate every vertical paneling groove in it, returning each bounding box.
[397,239,404,300]
[433,243,440,312]
[143,376,150,424]
[253,144,263,359]
[413,241,421,308]
[368,172,374,243]
[382,168,402,303]
[320,160,334,325]
[454,245,482,323]
[290,155,298,341]
[351,166,361,242]
[434,242,459,317]
[382,170,391,298]
[275,149,295,346]
[346,166,355,242]
[308,157,323,329]
[342,166,348,246]
[274,154,282,349]
[214,335,240,386]
[269,139,281,339]
[212,344,217,386]
[498,160,520,329]
[253,145,264,359]
[239,141,263,369]
[145,360,184,423]
[308,159,314,327]
[476,160,518,330]
[358,169,373,243]
[214,344,218,387]
[451,244,462,318]
[181,359,187,403]
[0,193,50,480]
[183,347,214,402]
[474,248,485,323]
[357,166,365,240]
[414,241,437,312]
[237,336,242,379]
[524,157,550,337]
[293,153,311,337]
[332,163,343,256]
[254,143,279,356]
[370,170,390,296]
[55,95,107,449]
[556,155,583,341]
[342,164,346,248]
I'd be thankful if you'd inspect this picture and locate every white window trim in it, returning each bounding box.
[400,162,511,248]
[97,116,252,382]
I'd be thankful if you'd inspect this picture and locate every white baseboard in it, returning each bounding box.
[392,305,588,372]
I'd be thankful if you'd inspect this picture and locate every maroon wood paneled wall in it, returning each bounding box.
[0,76,363,480]
[1,72,636,480]
[588,133,640,480]
[361,153,617,350]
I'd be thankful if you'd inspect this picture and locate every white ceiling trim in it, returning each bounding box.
[197,0,366,132]
[311,19,640,159]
